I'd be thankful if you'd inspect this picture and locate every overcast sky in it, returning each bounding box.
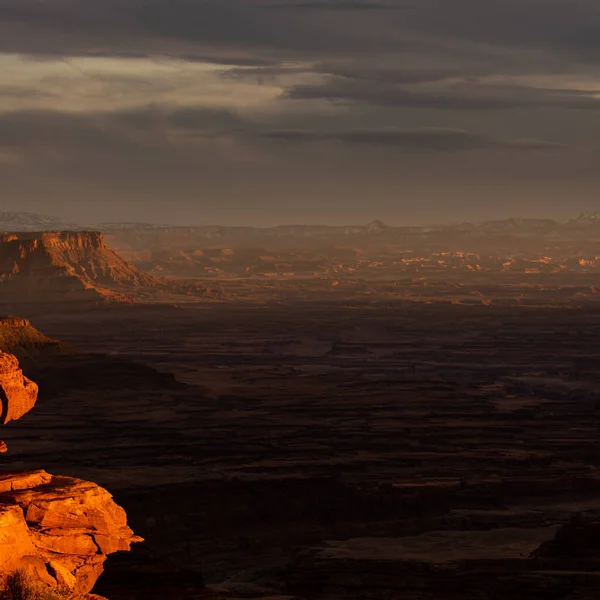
[1,0,600,225]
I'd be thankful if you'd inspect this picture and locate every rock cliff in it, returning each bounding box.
[0,231,159,304]
[0,470,142,595]
[0,348,141,597]
[0,351,38,425]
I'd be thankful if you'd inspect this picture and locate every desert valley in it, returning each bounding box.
[1,212,600,598]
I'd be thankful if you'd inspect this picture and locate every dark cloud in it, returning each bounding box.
[0,0,418,59]
[220,64,311,81]
[286,79,600,111]
[0,86,54,99]
[0,109,563,167]
[405,0,600,62]
[505,138,565,150]
[0,108,595,225]
[0,0,598,67]
[313,63,456,85]
[0,107,249,153]
[0,0,599,223]
[263,127,562,151]
[133,1,277,47]
[262,1,411,10]
[112,106,249,135]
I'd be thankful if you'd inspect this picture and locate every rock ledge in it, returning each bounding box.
[0,470,142,595]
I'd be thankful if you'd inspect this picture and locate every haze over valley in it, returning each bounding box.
[0,210,600,596]
[3,0,600,597]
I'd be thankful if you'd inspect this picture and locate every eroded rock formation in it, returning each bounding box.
[0,347,141,596]
[0,351,38,425]
[0,471,141,594]
[0,231,159,304]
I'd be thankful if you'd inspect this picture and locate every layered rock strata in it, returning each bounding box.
[0,231,158,303]
[0,344,141,596]
[0,470,142,595]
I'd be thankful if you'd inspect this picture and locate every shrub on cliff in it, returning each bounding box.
[0,570,77,600]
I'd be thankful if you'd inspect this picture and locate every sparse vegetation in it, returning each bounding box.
[0,570,78,600]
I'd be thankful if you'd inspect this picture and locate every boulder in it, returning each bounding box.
[0,471,142,595]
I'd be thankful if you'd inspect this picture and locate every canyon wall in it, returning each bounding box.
[0,231,158,303]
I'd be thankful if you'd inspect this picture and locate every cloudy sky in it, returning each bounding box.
[1,0,600,225]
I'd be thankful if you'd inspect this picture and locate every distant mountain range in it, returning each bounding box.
[3,211,600,245]
[0,212,81,231]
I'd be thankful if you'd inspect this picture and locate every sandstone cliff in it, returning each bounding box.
[0,231,159,304]
[0,351,38,425]
[0,470,142,595]
[0,345,141,597]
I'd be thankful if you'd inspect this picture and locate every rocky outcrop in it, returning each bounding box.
[0,316,66,359]
[0,333,142,597]
[0,231,159,304]
[0,471,142,595]
[0,351,38,425]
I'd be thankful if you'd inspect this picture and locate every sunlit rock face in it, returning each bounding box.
[0,351,38,425]
[0,471,142,594]
[0,344,142,595]
[0,231,158,304]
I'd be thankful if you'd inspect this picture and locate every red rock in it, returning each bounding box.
[0,505,37,571]
[0,351,38,425]
[0,470,52,493]
[0,472,142,595]
[0,339,141,596]
[0,231,159,304]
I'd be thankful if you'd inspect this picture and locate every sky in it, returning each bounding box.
[1,0,600,225]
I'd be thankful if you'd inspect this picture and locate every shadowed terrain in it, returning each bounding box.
[2,299,600,599]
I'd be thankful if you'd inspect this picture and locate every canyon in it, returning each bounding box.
[2,216,600,598]
[0,301,598,599]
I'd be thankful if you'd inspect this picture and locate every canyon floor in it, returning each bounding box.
[4,298,600,599]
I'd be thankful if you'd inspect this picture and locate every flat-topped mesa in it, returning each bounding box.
[0,351,37,426]
[0,471,143,595]
[0,231,159,304]
[0,317,30,329]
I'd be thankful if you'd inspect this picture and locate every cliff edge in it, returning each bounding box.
[0,231,159,304]
[0,471,142,595]
[0,348,142,597]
